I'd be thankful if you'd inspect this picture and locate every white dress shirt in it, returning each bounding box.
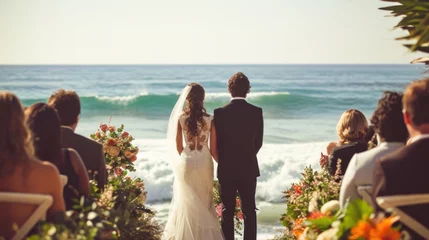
[339,142,405,208]
[230,97,246,102]
[408,134,429,144]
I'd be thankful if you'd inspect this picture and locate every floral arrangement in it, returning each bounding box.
[213,180,244,235]
[276,166,342,240]
[302,199,405,240]
[27,122,161,240]
[90,123,139,175]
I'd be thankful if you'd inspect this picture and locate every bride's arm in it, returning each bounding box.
[210,119,219,163]
[176,120,184,155]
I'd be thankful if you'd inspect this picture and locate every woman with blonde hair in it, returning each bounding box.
[320,109,368,176]
[0,92,65,239]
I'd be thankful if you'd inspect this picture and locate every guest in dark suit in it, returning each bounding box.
[321,109,368,176]
[48,90,107,191]
[214,72,263,240]
[373,78,429,239]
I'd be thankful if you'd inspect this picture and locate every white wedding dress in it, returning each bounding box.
[163,86,224,240]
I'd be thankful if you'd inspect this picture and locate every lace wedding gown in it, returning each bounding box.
[163,114,224,240]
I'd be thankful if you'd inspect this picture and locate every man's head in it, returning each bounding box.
[403,78,429,137]
[228,72,251,98]
[370,91,408,143]
[47,89,81,131]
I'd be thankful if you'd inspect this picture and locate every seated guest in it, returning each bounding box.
[0,92,65,239]
[373,79,429,239]
[26,103,90,210]
[48,90,107,190]
[339,92,407,208]
[321,109,368,176]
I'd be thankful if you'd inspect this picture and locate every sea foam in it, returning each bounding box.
[131,138,326,203]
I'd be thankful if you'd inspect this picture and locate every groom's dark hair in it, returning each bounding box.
[228,72,250,98]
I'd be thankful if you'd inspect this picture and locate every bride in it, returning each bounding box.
[163,83,224,240]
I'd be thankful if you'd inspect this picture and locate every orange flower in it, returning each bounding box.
[100,124,108,132]
[292,218,305,238]
[95,131,101,138]
[125,151,133,159]
[349,221,372,240]
[294,185,302,195]
[237,211,244,220]
[131,155,137,162]
[370,216,401,240]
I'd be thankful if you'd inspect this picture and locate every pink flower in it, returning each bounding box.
[115,168,123,177]
[131,155,137,162]
[216,204,223,217]
[122,131,129,138]
[108,126,115,132]
[95,131,101,138]
[236,198,241,207]
[237,211,244,220]
[100,124,108,132]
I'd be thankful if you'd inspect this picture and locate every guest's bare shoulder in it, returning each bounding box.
[30,158,60,178]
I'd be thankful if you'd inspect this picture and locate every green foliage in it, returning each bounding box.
[380,0,429,53]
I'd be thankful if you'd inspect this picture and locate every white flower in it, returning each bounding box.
[320,200,339,216]
[308,192,319,213]
[316,228,338,240]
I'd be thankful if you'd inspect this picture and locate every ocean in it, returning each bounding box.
[0,64,426,238]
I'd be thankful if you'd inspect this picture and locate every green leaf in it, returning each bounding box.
[305,216,336,231]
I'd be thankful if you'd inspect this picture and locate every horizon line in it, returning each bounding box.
[0,63,417,66]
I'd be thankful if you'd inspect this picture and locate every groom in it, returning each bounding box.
[214,72,264,240]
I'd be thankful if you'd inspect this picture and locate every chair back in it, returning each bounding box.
[59,174,68,187]
[377,194,429,239]
[357,185,372,204]
[0,192,53,240]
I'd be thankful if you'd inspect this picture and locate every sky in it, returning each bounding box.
[0,0,422,64]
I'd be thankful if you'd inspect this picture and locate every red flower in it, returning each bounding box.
[294,185,302,195]
[108,126,115,132]
[106,138,116,146]
[115,168,123,177]
[100,124,108,132]
[122,131,129,138]
[131,155,137,162]
[237,211,244,220]
[308,211,325,220]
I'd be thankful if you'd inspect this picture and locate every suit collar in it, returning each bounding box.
[230,97,246,102]
[61,126,75,133]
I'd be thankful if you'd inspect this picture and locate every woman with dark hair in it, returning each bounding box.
[25,103,90,210]
[164,83,224,240]
[0,92,65,239]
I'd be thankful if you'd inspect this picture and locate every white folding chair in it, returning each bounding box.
[59,174,68,187]
[377,194,429,239]
[0,192,53,240]
[357,185,372,205]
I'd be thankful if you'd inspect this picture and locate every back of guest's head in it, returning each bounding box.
[48,89,80,126]
[228,72,251,98]
[25,103,63,167]
[0,92,34,176]
[403,78,429,126]
[371,92,408,143]
[336,109,368,144]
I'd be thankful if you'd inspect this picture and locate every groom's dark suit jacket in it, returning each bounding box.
[214,99,263,181]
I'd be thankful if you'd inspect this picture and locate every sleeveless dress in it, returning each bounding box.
[58,149,81,210]
[163,114,224,240]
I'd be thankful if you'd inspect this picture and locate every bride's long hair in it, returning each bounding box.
[184,83,206,139]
